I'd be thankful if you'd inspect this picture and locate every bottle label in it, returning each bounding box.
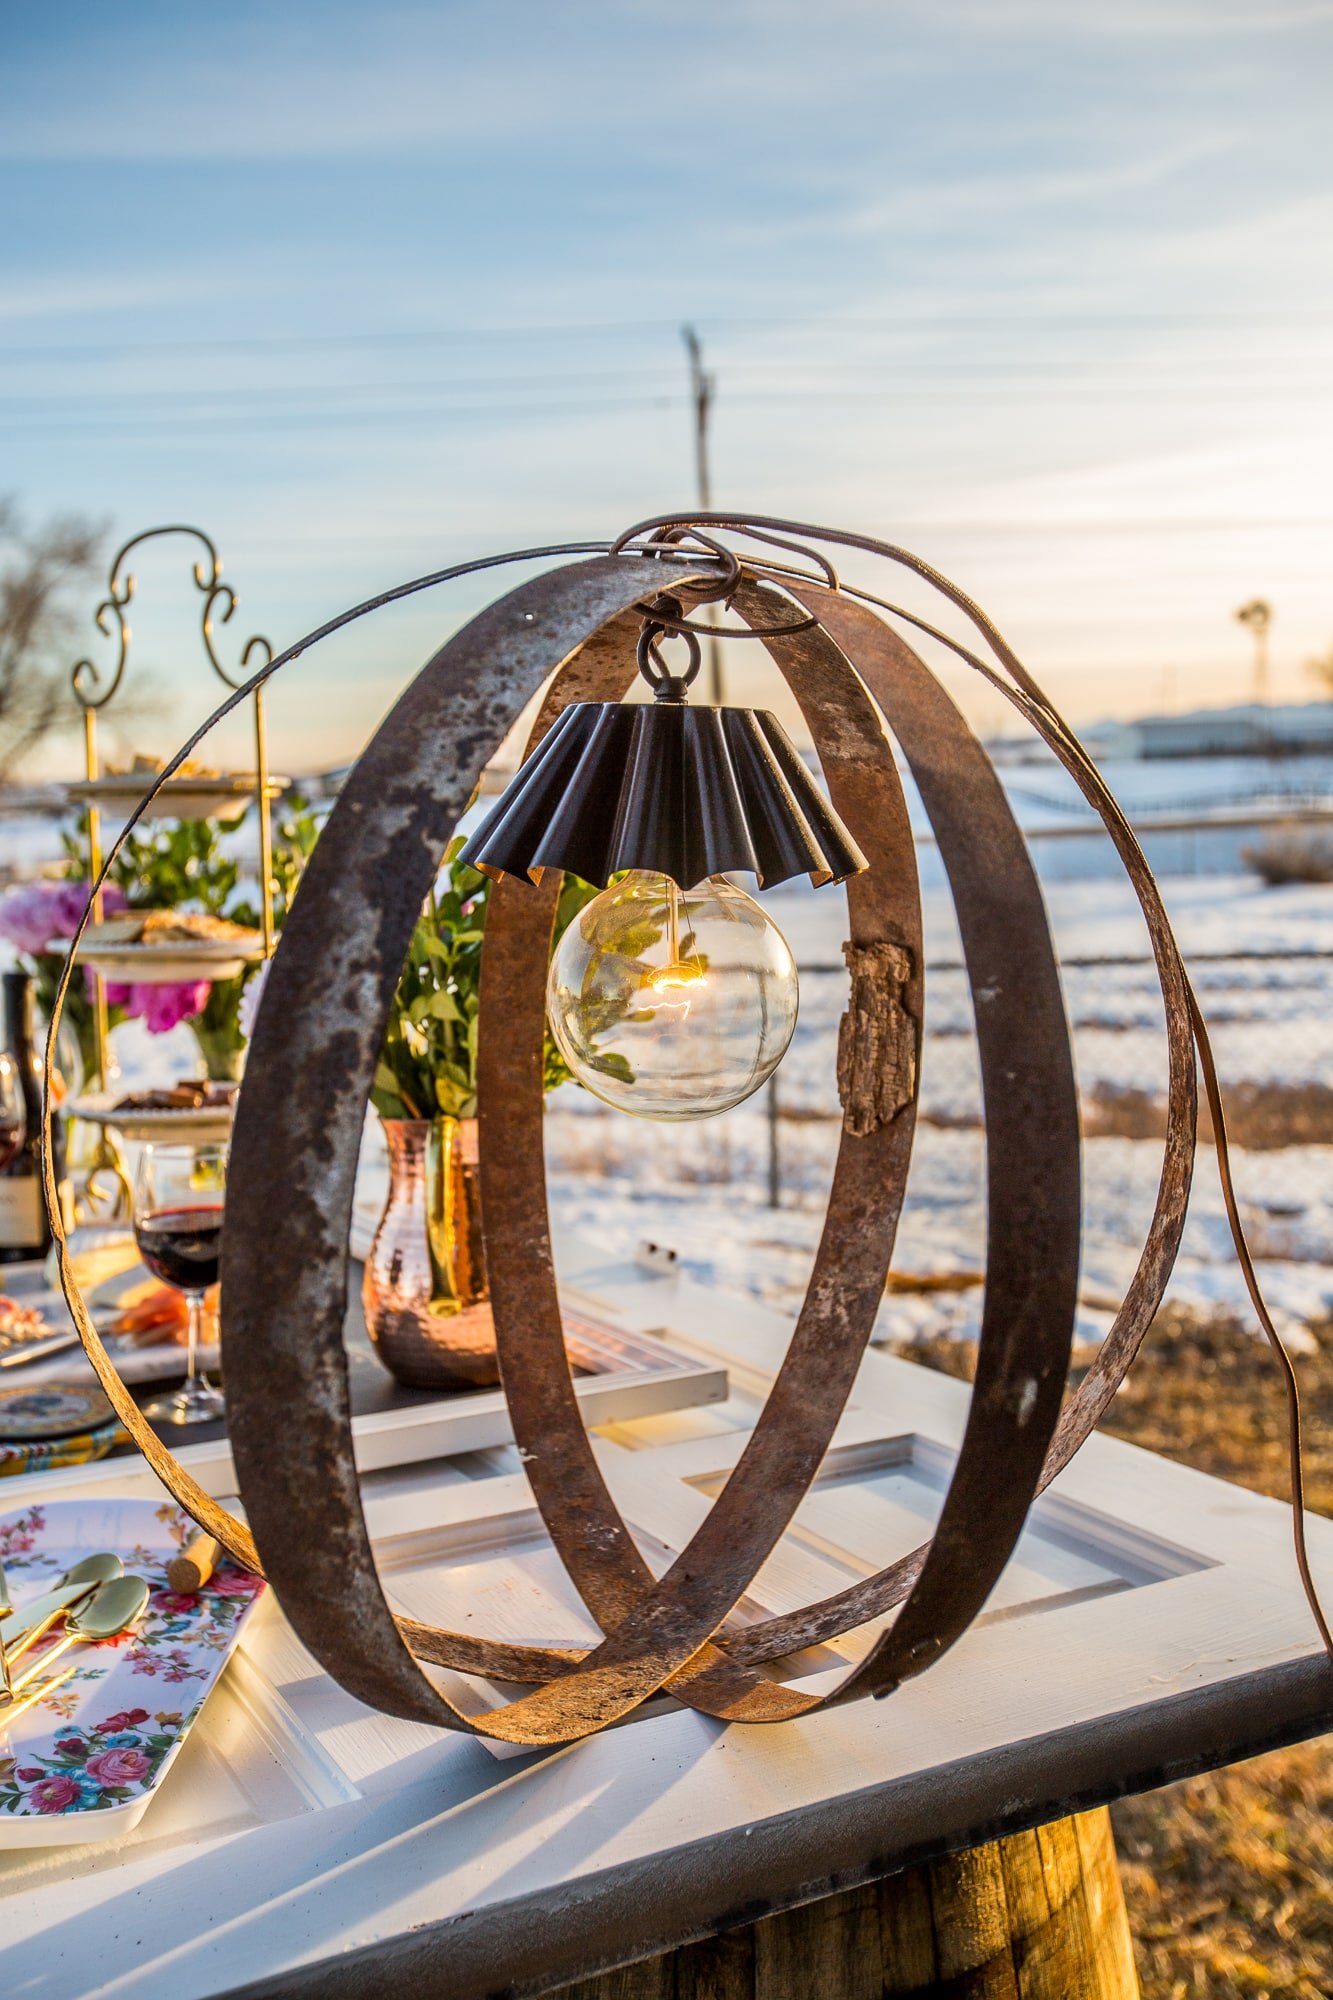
[0,1176,45,1247]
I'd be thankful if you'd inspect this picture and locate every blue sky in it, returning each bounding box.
[3,1,1332,772]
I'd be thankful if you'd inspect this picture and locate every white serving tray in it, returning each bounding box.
[0,1496,265,1845]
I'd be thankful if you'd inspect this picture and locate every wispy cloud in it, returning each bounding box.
[3,0,1332,762]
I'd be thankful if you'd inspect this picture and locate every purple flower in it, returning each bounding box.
[0,881,127,958]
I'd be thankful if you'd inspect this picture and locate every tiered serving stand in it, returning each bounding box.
[61,526,279,1215]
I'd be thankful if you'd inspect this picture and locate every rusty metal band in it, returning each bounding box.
[791,587,1079,1694]
[41,537,726,1596]
[438,583,1106,1702]
[462,578,1079,1730]
[223,555,721,1736]
[717,585,1199,1672]
[472,580,924,1725]
[712,584,1200,1671]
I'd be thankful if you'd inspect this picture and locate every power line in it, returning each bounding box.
[8,361,1333,407]
[5,382,1333,441]
[4,305,1333,364]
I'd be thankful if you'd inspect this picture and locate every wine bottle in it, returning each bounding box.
[0,969,67,1263]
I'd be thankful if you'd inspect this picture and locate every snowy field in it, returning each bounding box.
[545,869,1333,1354]
[7,753,1331,1357]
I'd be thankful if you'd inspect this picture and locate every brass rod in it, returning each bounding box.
[253,685,275,957]
[82,708,109,1089]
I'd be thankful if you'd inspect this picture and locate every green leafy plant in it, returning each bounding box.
[371,842,602,1122]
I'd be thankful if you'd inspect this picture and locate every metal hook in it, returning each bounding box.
[636,618,703,702]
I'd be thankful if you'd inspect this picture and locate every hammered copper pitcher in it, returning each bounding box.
[362,1116,499,1389]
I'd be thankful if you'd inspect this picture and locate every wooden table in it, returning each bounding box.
[2,1234,1331,1999]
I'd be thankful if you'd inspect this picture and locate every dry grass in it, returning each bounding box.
[1084,1078,1333,1152]
[888,1309,1333,1999]
[1242,830,1333,887]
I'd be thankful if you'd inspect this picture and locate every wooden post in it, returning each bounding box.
[552,1807,1138,1999]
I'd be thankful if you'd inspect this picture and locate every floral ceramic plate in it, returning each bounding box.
[0,1497,264,1844]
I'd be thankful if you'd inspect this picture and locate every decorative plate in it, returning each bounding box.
[0,1384,116,1442]
[0,1420,124,1479]
[65,774,289,825]
[75,940,265,985]
[0,1497,265,1844]
[69,1092,236,1143]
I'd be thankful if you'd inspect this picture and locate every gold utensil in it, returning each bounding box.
[0,1550,124,1627]
[1,1556,125,1673]
[9,1576,150,1697]
[0,1558,10,1702]
[55,1552,124,1593]
[0,1663,78,1726]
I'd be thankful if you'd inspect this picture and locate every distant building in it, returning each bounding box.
[994,700,1333,765]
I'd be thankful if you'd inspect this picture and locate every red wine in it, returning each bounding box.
[0,1119,22,1175]
[135,1205,224,1293]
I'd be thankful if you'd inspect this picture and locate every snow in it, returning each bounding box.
[545,867,1333,1354]
[5,758,1328,1358]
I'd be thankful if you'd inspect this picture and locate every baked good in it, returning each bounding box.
[87,909,262,949]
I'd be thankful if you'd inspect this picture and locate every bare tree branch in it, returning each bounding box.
[0,501,107,779]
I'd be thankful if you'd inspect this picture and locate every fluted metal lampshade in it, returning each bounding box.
[459,700,868,891]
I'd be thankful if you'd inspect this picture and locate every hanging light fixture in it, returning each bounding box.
[458,599,867,1120]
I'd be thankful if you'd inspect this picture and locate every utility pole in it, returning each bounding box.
[682,325,723,704]
[1235,598,1272,706]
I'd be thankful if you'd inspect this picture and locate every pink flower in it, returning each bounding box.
[112,980,211,1035]
[0,880,127,956]
[30,1773,81,1813]
[210,1568,263,1597]
[85,1746,150,1787]
[152,1591,200,1616]
[0,887,58,955]
[15,1767,41,1783]
[54,1737,85,1758]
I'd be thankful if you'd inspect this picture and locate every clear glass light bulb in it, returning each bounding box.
[547,871,799,1121]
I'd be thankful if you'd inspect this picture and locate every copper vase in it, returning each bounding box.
[362,1116,499,1390]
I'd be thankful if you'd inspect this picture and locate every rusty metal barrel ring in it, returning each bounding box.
[42,519,1265,1747]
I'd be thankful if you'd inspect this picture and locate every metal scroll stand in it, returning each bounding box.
[68,525,276,1221]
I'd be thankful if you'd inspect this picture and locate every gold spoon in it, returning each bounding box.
[57,1553,125,1592]
[0,1554,126,1706]
[9,1576,150,1698]
[1,1554,126,1673]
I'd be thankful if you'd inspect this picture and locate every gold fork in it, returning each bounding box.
[0,1557,10,1703]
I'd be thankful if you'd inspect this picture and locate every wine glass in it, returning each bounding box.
[134,1141,227,1426]
[0,1051,25,1173]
